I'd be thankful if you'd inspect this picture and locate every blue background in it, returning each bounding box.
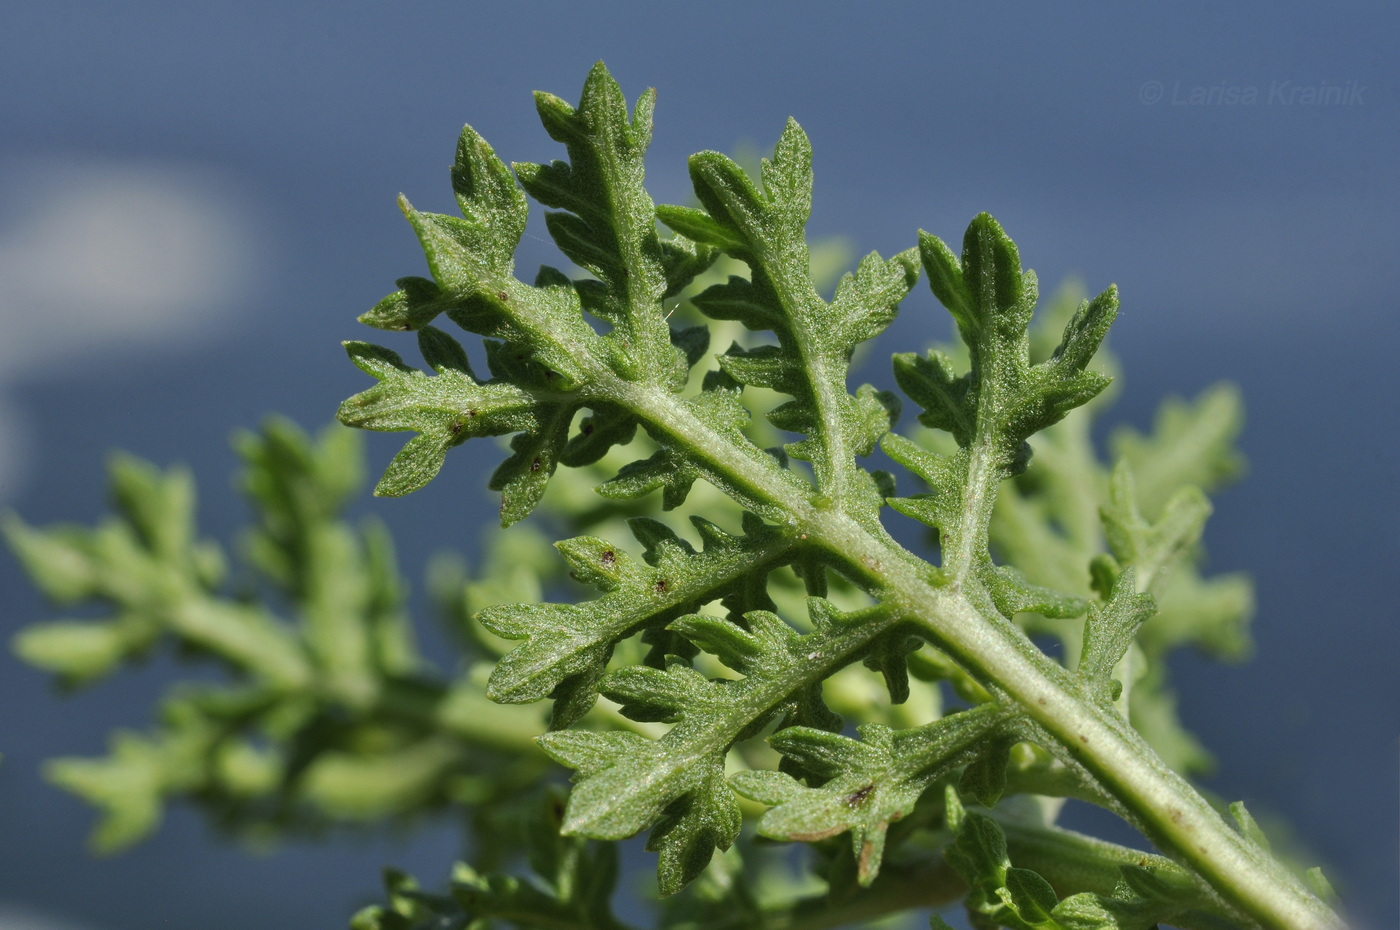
[0,3,1394,928]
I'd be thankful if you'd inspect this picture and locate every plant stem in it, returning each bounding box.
[608,376,1341,930]
[814,507,1339,930]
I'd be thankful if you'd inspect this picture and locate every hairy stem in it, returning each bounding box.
[606,373,1338,930]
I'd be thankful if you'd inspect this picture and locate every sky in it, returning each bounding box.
[0,3,1395,928]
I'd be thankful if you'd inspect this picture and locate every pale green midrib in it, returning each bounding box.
[595,127,671,379]
[817,518,1335,930]
[765,239,859,507]
[601,374,1338,930]
[471,275,600,383]
[586,601,905,837]
[996,816,1211,904]
[606,376,812,516]
[995,818,1247,929]
[883,316,1327,926]
[948,433,997,578]
[492,532,795,703]
[948,328,1019,583]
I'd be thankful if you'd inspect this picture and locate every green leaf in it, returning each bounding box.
[358,275,464,333]
[46,733,166,852]
[882,431,966,541]
[353,793,625,929]
[981,563,1087,622]
[538,598,913,889]
[895,215,1118,587]
[451,123,529,271]
[1099,459,1212,593]
[957,735,1015,809]
[646,756,742,895]
[106,452,200,559]
[488,402,576,527]
[919,231,976,338]
[668,124,918,519]
[956,218,1115,471]
[859,629,922,705]
[1305,867,1337,903]
[6,454,305,689]
[1003,867,1060,923]
[338,329,570,516]
[655,203,746,253]
[514,62,686,384]
[1078,570,1156,705]
[734,704,1006,885]
[942,786,1213,930]
[12,620,136,687]
[479,515,792,726]
[893,348,975,445]
[2,515,103,603]
[685,121,811,260]
[829,248,922,365]
[1110,384,1245,519]
[1230,800,1273,852]
[6,422,561,856]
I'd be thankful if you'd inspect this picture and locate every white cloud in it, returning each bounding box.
[0,905,105,930]
[0,159,261,371]
[0,158,263,496]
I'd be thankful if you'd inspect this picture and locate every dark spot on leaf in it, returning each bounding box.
[468,409,478,417]
[601,550,616,567]
[545,370,556,380]
[654,579,669,594]
[582,423,595,436]
[530,457,542,472]
[450,421,463,435]
[846,785,875,807]
[497,291,509,301]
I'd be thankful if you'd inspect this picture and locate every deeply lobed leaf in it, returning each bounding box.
[733,703,1008,885]
[537,598,929,892]
[8,422,547,852]
[941,787,1226,930]
[11,62,1328,930]
[479,514,793,728]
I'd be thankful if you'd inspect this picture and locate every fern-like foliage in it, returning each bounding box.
[6,420,549,848]
[9,63,1345,930]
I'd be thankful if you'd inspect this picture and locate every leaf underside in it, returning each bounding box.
[7,61,1301,930]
